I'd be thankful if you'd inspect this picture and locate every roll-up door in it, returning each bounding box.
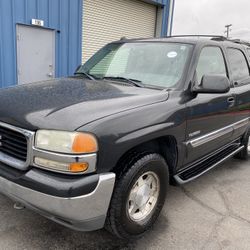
[82,0,157,62]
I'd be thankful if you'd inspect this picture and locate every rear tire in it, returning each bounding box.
[235,129,250,160]
[105,153,169,239]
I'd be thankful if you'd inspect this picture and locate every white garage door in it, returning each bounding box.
[82,0,157,62]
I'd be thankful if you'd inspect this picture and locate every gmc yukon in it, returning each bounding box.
[0,35,249,239]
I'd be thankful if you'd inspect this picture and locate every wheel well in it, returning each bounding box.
[113,136,178,181]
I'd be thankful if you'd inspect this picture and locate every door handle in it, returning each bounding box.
[227,97,235,107]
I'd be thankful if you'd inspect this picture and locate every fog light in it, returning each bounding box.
[34,157,89,173]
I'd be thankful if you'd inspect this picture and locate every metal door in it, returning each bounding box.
[16,25,55,84]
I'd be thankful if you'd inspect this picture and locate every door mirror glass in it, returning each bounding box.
[193,74,230,94]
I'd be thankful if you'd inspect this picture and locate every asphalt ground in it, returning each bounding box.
[0,156,249,250]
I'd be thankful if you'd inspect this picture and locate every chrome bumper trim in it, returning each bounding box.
[0,173,116,231]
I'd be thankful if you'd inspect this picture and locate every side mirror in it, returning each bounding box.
[193,75,230,94]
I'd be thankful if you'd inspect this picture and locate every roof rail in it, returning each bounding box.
[228,38,250,47]
[165,35,250,46]
[166,35,227,40]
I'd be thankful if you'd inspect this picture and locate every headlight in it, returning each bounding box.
[35,130,98,154]
[34,130,98,174]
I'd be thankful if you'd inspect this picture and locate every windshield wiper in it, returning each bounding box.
[75,71,96,81]
[102,76,144,87]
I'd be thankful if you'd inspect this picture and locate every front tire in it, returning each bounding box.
[105,153,169,239]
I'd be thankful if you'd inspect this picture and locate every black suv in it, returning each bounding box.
[0,35,249,239]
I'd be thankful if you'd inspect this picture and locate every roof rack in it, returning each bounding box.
[166,35,227,40]
[228,38,250,47]
[165,35,250,47]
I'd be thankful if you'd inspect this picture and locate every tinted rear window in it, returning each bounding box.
[227,48,250,81]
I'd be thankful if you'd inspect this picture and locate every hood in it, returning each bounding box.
[0,77,168,131]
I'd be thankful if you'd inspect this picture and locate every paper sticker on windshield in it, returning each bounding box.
[167,51,177,58]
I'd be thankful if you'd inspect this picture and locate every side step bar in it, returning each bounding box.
[174,145,245,184]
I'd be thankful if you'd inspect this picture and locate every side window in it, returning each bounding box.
[196,47,227,84]
[227,48,250,82]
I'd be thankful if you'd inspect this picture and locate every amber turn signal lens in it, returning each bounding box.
[72,133,98,153]
[69,162,89,173]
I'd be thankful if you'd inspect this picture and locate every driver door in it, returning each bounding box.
[184,46,236,165]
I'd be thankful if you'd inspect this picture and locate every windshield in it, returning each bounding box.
[78,42,193,88]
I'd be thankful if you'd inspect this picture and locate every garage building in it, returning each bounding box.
[0,0,174,88]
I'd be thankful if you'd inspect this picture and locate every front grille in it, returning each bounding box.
[0,126,28,162]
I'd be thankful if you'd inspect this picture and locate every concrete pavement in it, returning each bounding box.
[0,157,249,250]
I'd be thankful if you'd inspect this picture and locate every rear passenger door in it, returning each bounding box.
[184,46,236,165]
[226,47,250,137]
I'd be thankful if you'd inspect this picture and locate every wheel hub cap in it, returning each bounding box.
[135,184,151,207]
[127,171,160,222]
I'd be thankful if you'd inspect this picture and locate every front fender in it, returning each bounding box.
[78,94,187,173]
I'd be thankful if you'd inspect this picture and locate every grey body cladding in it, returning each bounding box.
[174,117,250,184]
[186,118,250,148]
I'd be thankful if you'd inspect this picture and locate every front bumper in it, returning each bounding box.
[0,172,116,231]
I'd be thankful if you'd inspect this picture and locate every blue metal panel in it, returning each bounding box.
[161,0,171,37]
[155,0,171,37]
[169,0,175,36]
[0,0,82,88]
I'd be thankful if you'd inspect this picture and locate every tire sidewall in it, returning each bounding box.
[118,154,169,236]
[242,129,250,158]
[246,132,250,157]
[235,129,250,160]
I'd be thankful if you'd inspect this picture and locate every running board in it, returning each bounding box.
[174,145,245,184]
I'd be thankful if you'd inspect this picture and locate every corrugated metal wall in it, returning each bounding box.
[0,0,82,88]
